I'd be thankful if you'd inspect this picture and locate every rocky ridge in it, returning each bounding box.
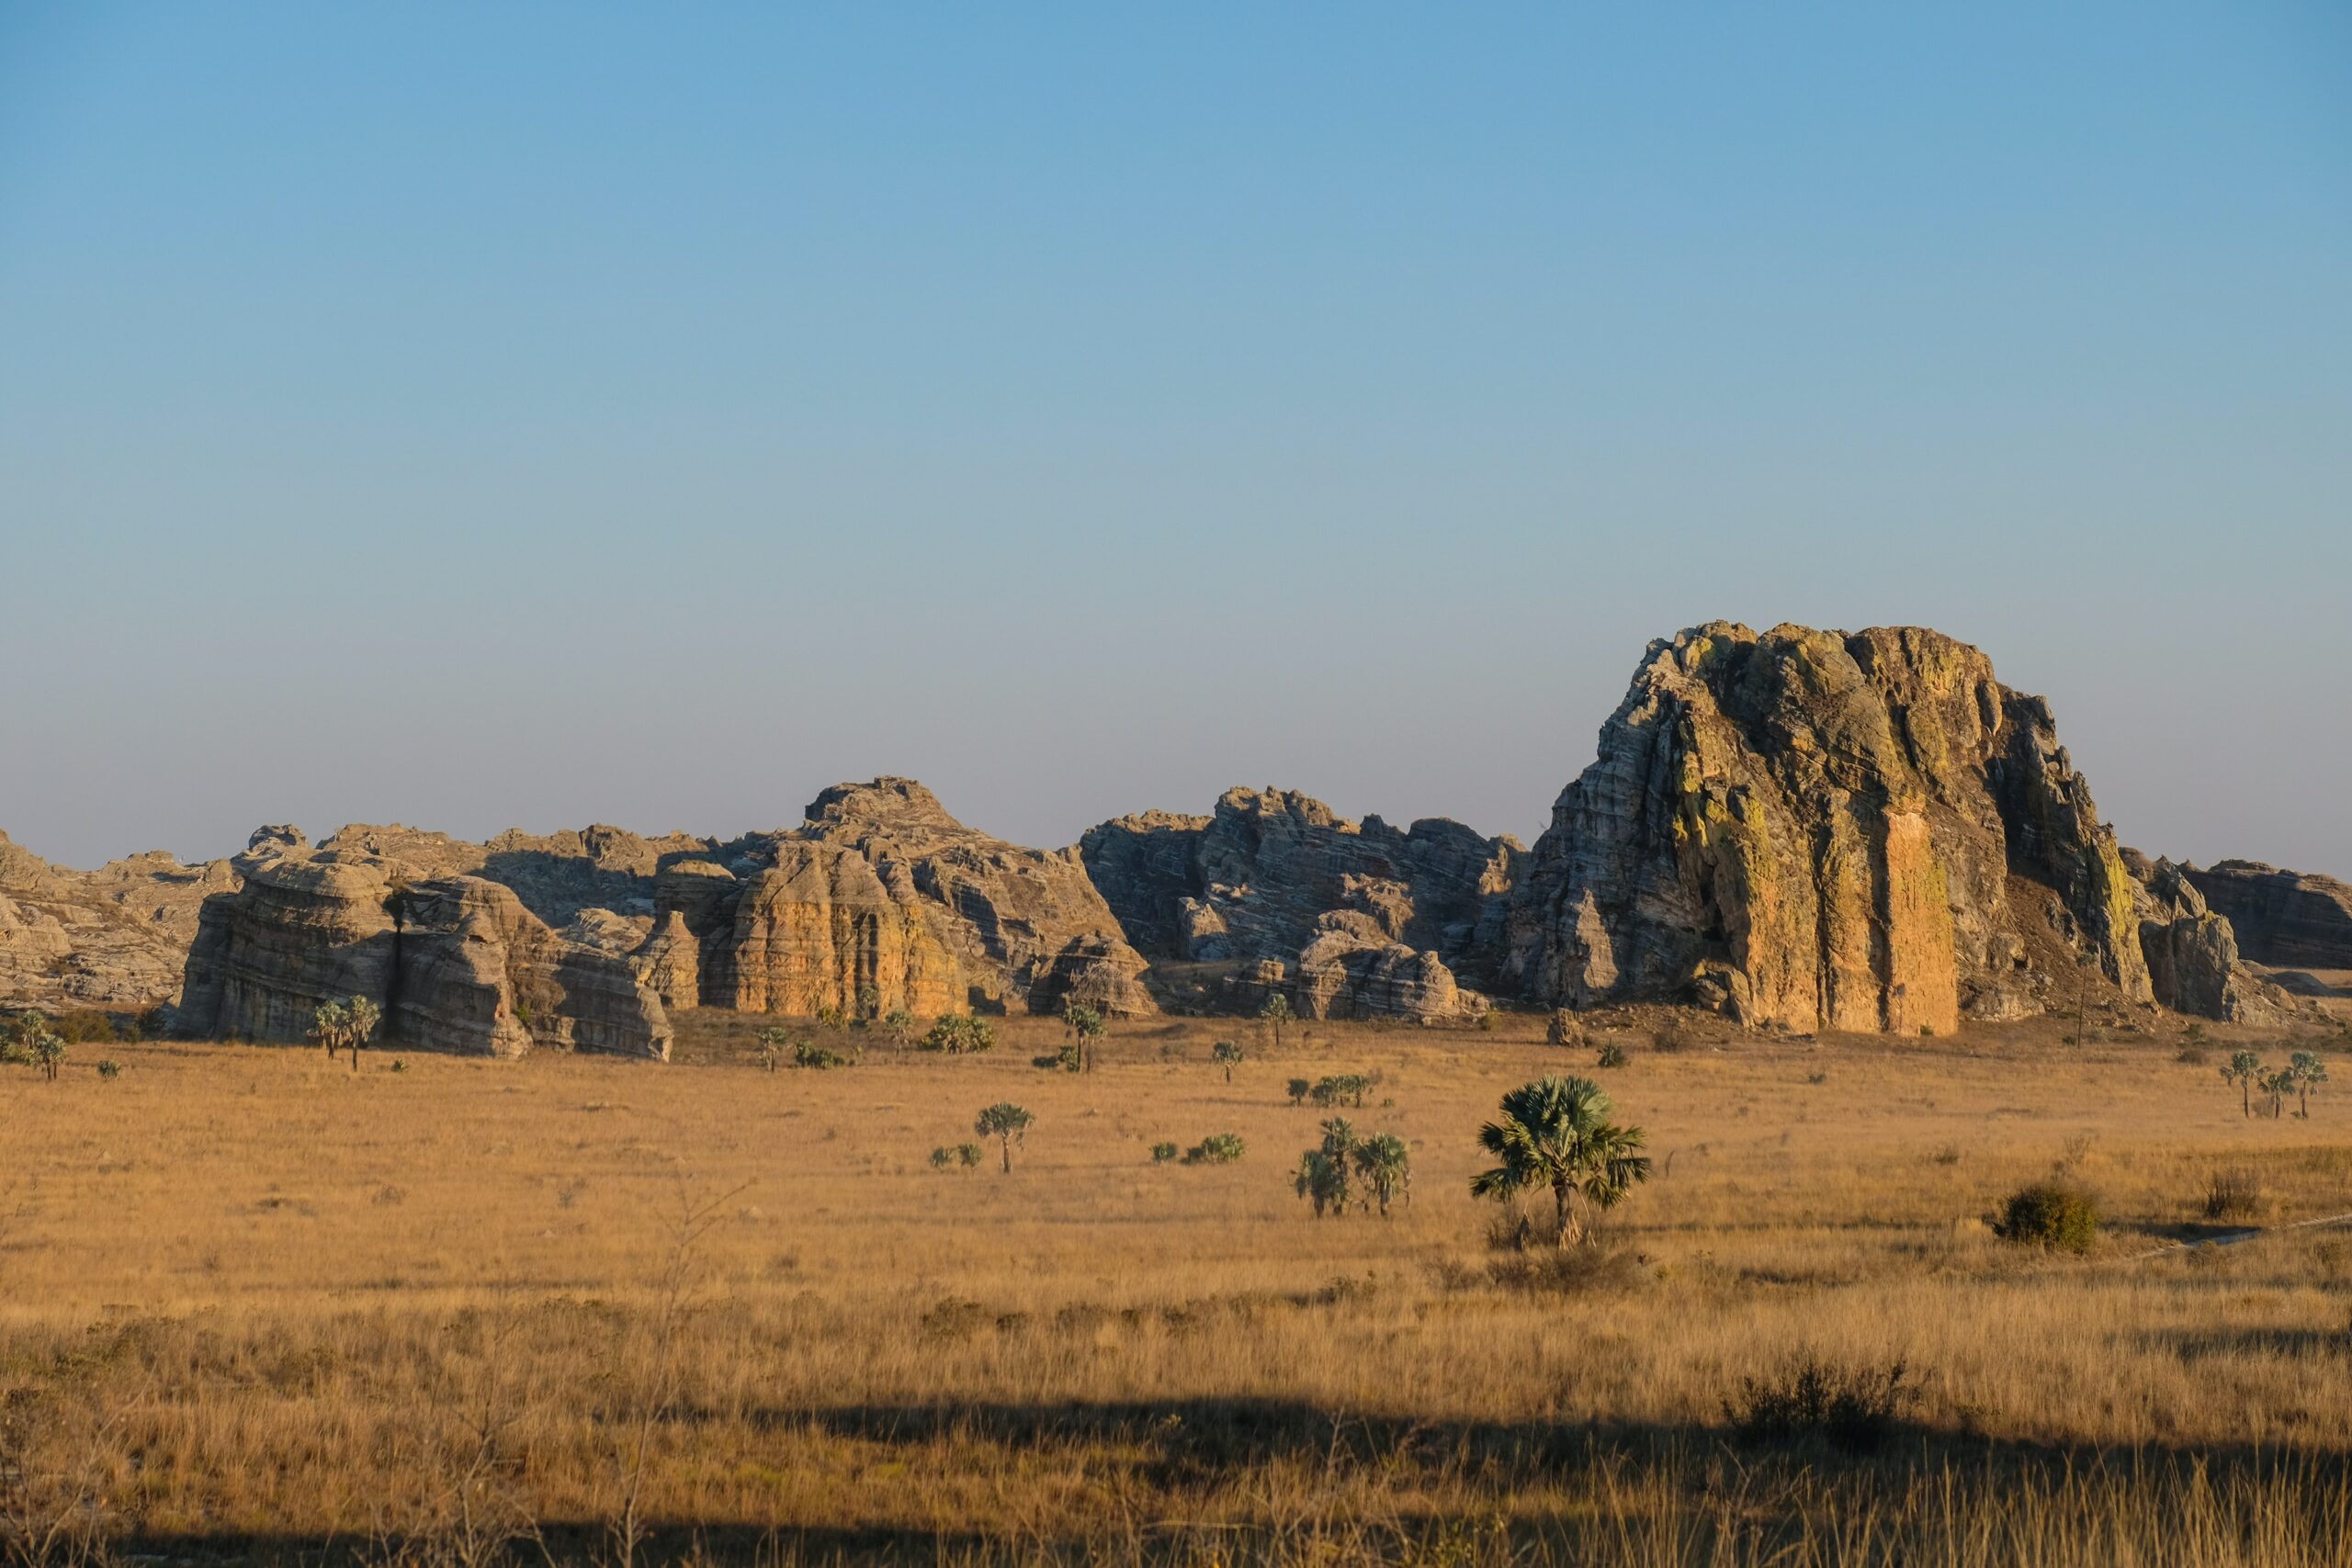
[164,778,1154,1056]
[1080,788,1519,1022]
[0,829,239,1010]
[7,623,2326,1051]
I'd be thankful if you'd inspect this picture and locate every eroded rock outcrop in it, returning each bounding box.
[1081,788,1517,1021]
[2131,858,2295,1024]
[176,830,672,1058]
[0,829,240,1010]
[1501,623,2260,1032]
[705,779,1155,1017]
[2180,861,2352,971]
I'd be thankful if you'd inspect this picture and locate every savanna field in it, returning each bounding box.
[5,997,2350,1567]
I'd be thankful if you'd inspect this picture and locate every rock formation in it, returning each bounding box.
[1502,623,2286,1032]
[165,779,1156,1052]
[0,829,240,1010]
[2128,857,2292,1023]
[688,779,1155,1018]
[176,829,673,1058]
[2179,861,2352,971]
[1080,787,1518,1021]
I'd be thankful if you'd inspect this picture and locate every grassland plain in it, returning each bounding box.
[3,999,2349,1566]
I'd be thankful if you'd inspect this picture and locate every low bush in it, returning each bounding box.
[1150,1142,1178,1163]
[1182,1133,1246,1166]
[1995,1181,2100,1253]
[1479,1243,1649,1297]
[96,1059,122,1080]
[1595,1042,1630,1069]
[1726,1355,1912,1454]
[2202,1166,2264,1222]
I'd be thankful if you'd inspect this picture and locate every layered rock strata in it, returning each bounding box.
[177,830,673,1058]
[2180,861,2352,971]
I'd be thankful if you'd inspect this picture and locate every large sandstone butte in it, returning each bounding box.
[1499,623,2297,1031]
[687,778,1154,1019]
[167,778,1154,1055]
[176,828,674,1059]
[1081,787,1519,1021]
[2179,861,2352,972]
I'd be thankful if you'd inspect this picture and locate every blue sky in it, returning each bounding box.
[3,4,2347,873]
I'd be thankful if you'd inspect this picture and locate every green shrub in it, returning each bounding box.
[792,1038,854,1069]
[1182,1133,1246,1166]
[956,1143,984,1168]
[1595,1042,1629,1069]
[1995,1181,2100,1253]
[96,1058,122,1080]
[51,1010,128,1044]
[1150,1142,1179,1163]
[1031,1043,1082,1073]
[1285,1077,1311,1107]
[922,1014,996,1054]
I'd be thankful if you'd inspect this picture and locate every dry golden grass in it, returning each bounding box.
[2,1004,2348,1564]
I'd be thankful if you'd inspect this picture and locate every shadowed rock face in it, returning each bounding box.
[1499,623,2247,1032]
[2179,861,2352,970]
[1080,788,1519,1022]
[2128,858,2294,1024]
[176,832,673,1058]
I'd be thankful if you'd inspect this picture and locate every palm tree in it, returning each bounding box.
[311,999,349,1060]
[1352,1133,1411,1216]
[1064,1003,1104,1073]
[1259,993,1294,1050]
[974,1102,1035,1172]
[345,996,382,1072]
[2222,1052,2263,1118]
[883,1008,917,1049]
[1293,1150,1347,1217]
[2261,1068,2296,1120]
[1470,1075,1652,1247]
[2289,1051,2328,1118]
[1214,1040,1245,1083]
[28,1027,66,1082]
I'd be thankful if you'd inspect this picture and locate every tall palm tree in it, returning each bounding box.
[1352,1132,1412,1216]
[2222,1052,2263,1117]
[2289,1051,2328,1119]
[1470,1075,1651,1247]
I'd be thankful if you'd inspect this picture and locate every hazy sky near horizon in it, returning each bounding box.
[3,4,2347,874]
